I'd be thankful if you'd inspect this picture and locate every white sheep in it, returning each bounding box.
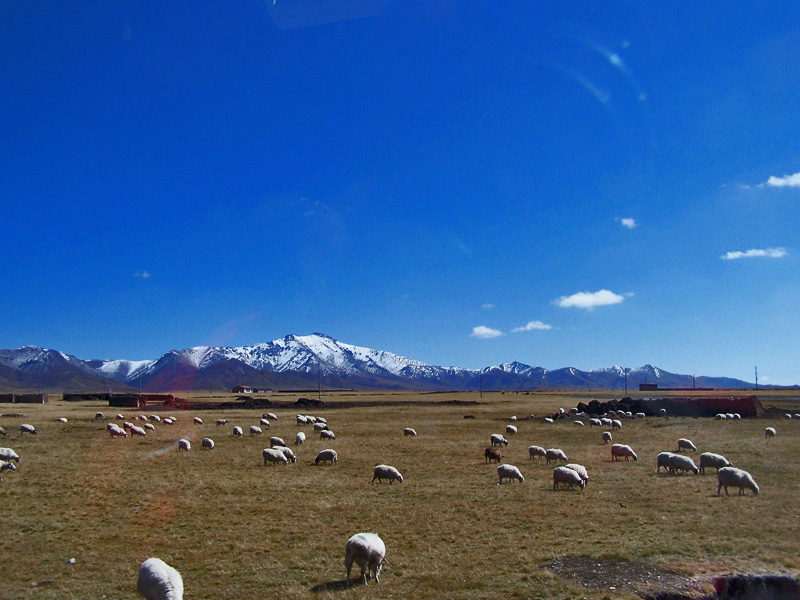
[611,419,622,430]
[320,430,336,440]
[699,452,732,474]
[263,412,278,421]
[313,422,328,432]
[553,466,585,491]
[150,415,161,422]
[178,439,191,451]
[657,451,676,473]
[201,438,215,450]
[116,414,125,420]
[297,415,308,425]
[249,426,263,436]
[490,434,508,447]
[658,408,667,417]
[715,413,726,421]
[506,424,518,435]
[667,453,699,475]
[542,417,554,424]
[144,423,156,432]
[232,426,243,437]
[601,417,613,427]
[272,446,297,463]
[315,449,338,465]
[403,428,417,437]
[602,431,612,444]
[108,424,128,438]
[765,427,776,438]
[733,413,742,420]
[635,412,646,419]
[717,467,759,496]
[20,424,37,435]
[216,419,229,426]
[57,417,68,423]
[270,436,287,448]
[0,448,20,463]
[138,415,148,422]
[315,416,326,424]
[564,463,590,484]
[545,448,568,464]
[589,418,602,427]
[262,447,289,466]
[0,459,17,482]
[163,418,174,425]
[137,557,183,600]
[497,464,524,484]
[344,532,386,586]
[677,438,697,452]
[95,412,104,419]
[528,445,546,460]
[295,431,306,445]
[130,425,147,438]
[193,417,203,425]
[611,443,637,461]
[573,420,584,427]
[372,464,403,484]
[305,415,317,423]
[260,418,271,428]
[0,426,5,437]
[509,415,517,421]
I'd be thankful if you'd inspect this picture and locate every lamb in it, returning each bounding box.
[193,417,203,425]
[216,419,229,426]
[611,419,622,430]
[232,426,243,437]
[320,430,336,440]
[677,438,697,452]
[262,448,289,466]
[344,532,386,586]
[485,446,502,463]
[490,434,508,447]
[553,466,585,490]
[545,448,568,464]
[564,463,590,485]
[497,464,524,484]
[295,432,306,445]
[272,446,297,463]
[201,438,215,450]
[765,427,776,438]
[657,451,676,473]
[270,436,287,448]
[717,467,759,496]
[403,428,417,437]
[611,443,637,461]
[589,418,602,427]
[259,418,271,428]
[528,445,546,460]
[602,431,612,444]
[0,447,20,463]
[20,424,37,435]
[505,424,518,435]
[699,452,732,474]
[315,449,338,465]
[0,459,17,482]
[178,439,191,451]
[249,426,263,436]
[372,464,404,484]
[137,557,183,600]
[667,453,699,475]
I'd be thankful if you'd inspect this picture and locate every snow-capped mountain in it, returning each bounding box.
[0,334,762,392]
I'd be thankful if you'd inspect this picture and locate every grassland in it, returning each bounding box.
[1,390,798,599]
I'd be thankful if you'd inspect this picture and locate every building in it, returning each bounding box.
[231,385,255,394]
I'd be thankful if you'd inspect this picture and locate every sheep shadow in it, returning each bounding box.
[310,579,364,592]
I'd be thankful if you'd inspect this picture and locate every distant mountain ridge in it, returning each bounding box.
[0,333,765,393]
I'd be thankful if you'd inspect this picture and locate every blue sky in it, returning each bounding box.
[2,2,799,384]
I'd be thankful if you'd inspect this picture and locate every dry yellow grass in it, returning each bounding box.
[1,391,798,599]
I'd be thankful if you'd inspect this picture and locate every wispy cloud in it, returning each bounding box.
[134,270,151,279]
[555,289,626,310]
[617,217,637,229]
[481,303,495,310]
[470,325,502,339]
[721,248,787,260]
[511,320,552,333]
[764,171,800,188]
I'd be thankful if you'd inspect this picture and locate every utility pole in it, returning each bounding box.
[623,367,628,395]
[754,366,758,390]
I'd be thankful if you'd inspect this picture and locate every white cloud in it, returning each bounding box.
[617,217,637,229]
[470,325,502,339]
[511,320,552,333]
[765,171,800,188]
[721,248,787,260]
[481,303,495,310]
[555,289,626,310]
[134,270,151,279]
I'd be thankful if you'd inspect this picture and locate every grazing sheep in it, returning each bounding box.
[765,427,776,438]
[320,430,336,440]
[178,439,191,451]
[657,452,676,473]
[232,426,243,437]
[216,419,229,426]
[263,413,278,421]
[163,418,174,425]
[677,438,697,452]
[249,426,263,436]
[506,424,518,435]
[315,417,326,424]
[108,423,128,438]
[295,431,306,445]
[490,434,508,447]
[611,419,622,430]
[116,414,125,420]
[658,408,667,417]
[144,423,156,432]
[262,448,289,466]
[699,452,732,474]
[602,431,612,444]
[542,417,554,424]
[272,446,297,463]
[717,467,759,496]
[95,412,104,419]
[733,413,742,420]
[0,459,17,482]
[138,415,148,422]
[372,464,404,484]
[344,532,386,587]
[509,415,517,421]
[667,453,699,475]
[497,464,524,484]
[20,424,37,435]
[0,448,20,463]
[150,415,161,422]
[485,446,503,463]
[270,436,287,448]
[635,412,646,419]
[315,449,338,465]
[601,417,613,427]
[201,438,215,450]
[0,426,6,437]
[573,420,584,426]
[130,425,147,438]
[260,418,271,428]
[545,448,568,464]
[305,415,317,423]
[193,417,203,425]
[611,443,637,461]
[564,463,590,484]
[313,422,328,432]
[589,418,602,427]
[553,466,585,491]
[123,422,135,431]
[715,413,726,421]
[137,557,183,600]
[403,428,417,437]
[528,445,546,460]
[297,415,308,425]
[57,417,68,423]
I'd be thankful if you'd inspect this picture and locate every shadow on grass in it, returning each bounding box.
[311,579,362,592]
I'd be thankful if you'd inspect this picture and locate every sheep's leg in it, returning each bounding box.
[345,556,353,586]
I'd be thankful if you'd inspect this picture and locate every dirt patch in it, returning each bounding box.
[542,557,714,599]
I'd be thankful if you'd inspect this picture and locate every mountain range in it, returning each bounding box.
[0,333,763,393]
